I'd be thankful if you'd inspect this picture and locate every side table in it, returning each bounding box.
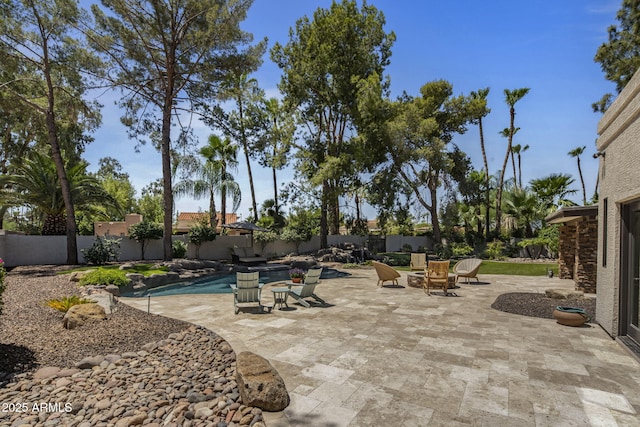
[271,287,290,310]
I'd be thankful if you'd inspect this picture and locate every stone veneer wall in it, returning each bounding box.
[558,223,576,280]
[557,218,597,294]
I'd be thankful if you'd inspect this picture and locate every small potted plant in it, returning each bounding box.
[289,268,305,283]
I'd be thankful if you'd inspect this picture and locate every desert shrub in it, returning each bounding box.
[46,296,92,313]
[81,236,121,265]
[0,258,6,316]
[79,269,130,287]
[172,240,187,258]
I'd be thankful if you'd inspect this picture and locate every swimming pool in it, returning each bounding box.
[122,268,350,298]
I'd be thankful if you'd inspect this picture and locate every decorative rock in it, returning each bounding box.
[75,355,105,369]
[87,292,117,315]
[235,351,289,412]
[68,270,95,282]
[0,327,264,427]
[62,303,106,329]
[32,366,61,379]
[545,288,584,299]
[105,285,121,297]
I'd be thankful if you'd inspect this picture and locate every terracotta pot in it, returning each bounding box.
[291,277,302,283]
[552,307,588,327]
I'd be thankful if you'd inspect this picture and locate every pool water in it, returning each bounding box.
[122,268,349,298]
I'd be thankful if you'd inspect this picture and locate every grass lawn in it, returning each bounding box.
[394,259,558,276]
[59,263,169,277]
[477,260,558,276]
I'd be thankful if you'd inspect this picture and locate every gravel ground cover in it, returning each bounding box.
[0,266,191,381]
[491,291,597,321]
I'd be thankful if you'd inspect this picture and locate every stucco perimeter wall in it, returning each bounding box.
[596,67,640,337]
[0,232,413,267]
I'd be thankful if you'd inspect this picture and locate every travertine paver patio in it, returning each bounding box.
[121,268,640,427]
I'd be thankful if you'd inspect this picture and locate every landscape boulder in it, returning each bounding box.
[235,351,289,412]
[63,303,106,329]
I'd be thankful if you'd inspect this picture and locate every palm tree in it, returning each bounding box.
[175,137,241,230]
[495,88,530,236]
[503,186,543,237]
[568,146,587,205]
[500,127,521,188]
[200,135,241,227]
[530,173,577,212]
[470,87,491,241]
[0,151,119,235]
[511,144,529,188]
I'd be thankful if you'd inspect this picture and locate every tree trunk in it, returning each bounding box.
[429,185,441,244]
[161,101,174,261]
[209,188,217,231]
[46,111,78,264]
[238,99,258,222]
[479,117,490,243]
[220,170,227,226]
[329,182,340,235]
[578,158,586,205]
[272,165,279,217]
[320,180,329,249]
[496,109,516,236]
[510,150,517,189]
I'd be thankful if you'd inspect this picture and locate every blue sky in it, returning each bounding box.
[84,0,620,221]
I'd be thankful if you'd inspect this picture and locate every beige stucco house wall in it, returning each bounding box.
[596,67,640,339]
[94,213,143,236]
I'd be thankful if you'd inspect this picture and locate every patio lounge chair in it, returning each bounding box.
[424,260,452,296]
[410,253,427,271]
[372,261,401,287]
[288,269,326,308]
[232,247,267,265]
[453,258,482,284]
[303,267,323,285]
[230,271,265,314]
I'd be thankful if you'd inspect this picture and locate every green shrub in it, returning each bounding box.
[79,269,130,287]
[187,223,216,259]
[172,240,187,258]
[46,296,92,313]
[485,240,505,260]
[341,263,362,269]
[451,242,474,258]
[379,252,410,266]
[81,236,121,265]
[129,221,163,260]
[401,243,413,253]
[0,258,6,316]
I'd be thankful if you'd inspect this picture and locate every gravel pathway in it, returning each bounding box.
[0,267,265,426]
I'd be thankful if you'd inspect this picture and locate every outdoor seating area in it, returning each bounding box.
[122,268,639,427]
[232,247,268,265]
